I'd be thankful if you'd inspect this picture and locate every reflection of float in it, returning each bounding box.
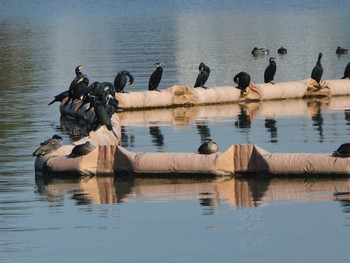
[35,175,350,209]
[35,81,350,176]
[117,96,350,127]
[116,79,350,110]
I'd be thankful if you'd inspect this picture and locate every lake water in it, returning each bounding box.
[1,0,350,262]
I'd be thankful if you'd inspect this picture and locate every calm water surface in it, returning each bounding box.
[1,1,350,262]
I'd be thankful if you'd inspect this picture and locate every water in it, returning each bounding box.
[1,0,350,262]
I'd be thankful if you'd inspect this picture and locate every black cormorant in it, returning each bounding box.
[69,141,96,158]
[336,47,348,55]
[332,143,350,157]
[103,94,119,117]
[48,90,70,106]
[198,140,219,154]
[32,135,63,157]
[77,81,101,111]
[194,62,210,89]
[251,47,269,56]
[65,68,89,107]
[100,82,116,98]
[264,57,277,84]
[93,99,113,131]
[341,62,350,79]
[278,47,287,54]
[311,53,323,84]
[114,70,134,93]
[233,72,251,95]
[149,61,165,91]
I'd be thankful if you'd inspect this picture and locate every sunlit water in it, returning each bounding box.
[1,1,350,262]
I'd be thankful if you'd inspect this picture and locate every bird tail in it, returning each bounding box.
[48,99,56,106]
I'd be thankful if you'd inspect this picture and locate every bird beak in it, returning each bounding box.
[79,65,85,70]
[77,77,84,83]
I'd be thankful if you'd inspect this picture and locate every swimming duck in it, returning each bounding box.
[198,140,219,154]
[278,47,287,54]
[194,62,210,89]
[332,143,350,157]
[251,47,269,56]
[311,53,323,85]
[32,135,63,157]
[336,47,348,55]
[264,57,277,84]
[149,61,166,91]
[70,141,96,158]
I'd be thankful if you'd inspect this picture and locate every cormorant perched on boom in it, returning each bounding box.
[49,65,85,106]
[149,61,165,91]
[48,90,70,106]
[264,57,276,84]
[233,71,251,96]
[341,62,350,79]
[311,53,323,85]
[64,65,89,107]
[194,62,210,89]
[114,70,134,93]
[92,99,113,131]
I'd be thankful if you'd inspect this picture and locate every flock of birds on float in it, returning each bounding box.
[33,46,350,159]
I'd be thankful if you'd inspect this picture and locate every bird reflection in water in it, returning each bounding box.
[265,117,278,143]
[59,115,90,141]
[334,192,350,214]
[234,104,251,129]
[199,192,219,215]
[121,126,135,148]
[196,120,211,143]
[308,101,324,143]
[149,126,164,151]
[344,109,350,123]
